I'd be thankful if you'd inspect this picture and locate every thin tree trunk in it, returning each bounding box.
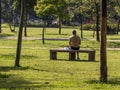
[8,23,15,32]
[42,21,45,44]
[59,17,61,34]
[100,0,108,83]
[117,20,120,34]
[15,0,25,67]
[80,15,83,38]
[24,11,27,37]
[0,0,1,33]
[96,3,100,41]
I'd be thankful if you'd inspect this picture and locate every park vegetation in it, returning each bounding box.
[0,0,120,89]
[0,27,120,89]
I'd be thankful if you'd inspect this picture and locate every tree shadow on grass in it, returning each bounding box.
[0,66,55,89]
[0,66,30,72]
[0,32,17,38]
[0,54,38,60]
[0,34,13,38]
[0,75,54,89]
[85,77,120,86]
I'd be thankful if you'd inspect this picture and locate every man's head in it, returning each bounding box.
[72,30,76,35]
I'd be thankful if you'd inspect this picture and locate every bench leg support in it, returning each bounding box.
[89,51,95,61]
[50,52,57,60]
[69,52,76,60]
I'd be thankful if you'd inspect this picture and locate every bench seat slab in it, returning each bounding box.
[50,49,95,61]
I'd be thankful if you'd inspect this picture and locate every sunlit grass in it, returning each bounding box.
[0,48,120,89]
[1,27,119,39]
[0,27,120,89]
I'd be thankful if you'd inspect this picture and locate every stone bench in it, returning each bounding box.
[50,49,95,61]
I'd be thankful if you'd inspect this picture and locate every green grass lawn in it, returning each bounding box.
[0,27,120,89]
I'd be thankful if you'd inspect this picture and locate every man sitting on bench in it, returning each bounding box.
[69,30,81,59]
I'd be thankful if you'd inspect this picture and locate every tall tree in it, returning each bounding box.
[13,0,37,37]
[100,0,108,83]
[54,0,69,34]
[15,0,25,67]
[24,0,37,37]
[68,0,95,38]
[1,0,17,32]
[68,0,84,38]
[34,0,54,44]
[34,0,69,34]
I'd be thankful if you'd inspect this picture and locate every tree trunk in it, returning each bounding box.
[8,23,15,32]
[0,0,1,33]
[58,17,61,34]
[80,15,83,38]
[24,11,27,37]
[117,20,120,34]
[15,0,25,67]
[42,21,45,44]
[100,0,108,83]
[96,3,100,41]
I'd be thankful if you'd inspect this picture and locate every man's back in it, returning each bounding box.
[69,30,81,59]
[69,35,81,47]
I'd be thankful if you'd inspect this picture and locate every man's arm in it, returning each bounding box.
[69,38,71,46]
[79,37,81,45]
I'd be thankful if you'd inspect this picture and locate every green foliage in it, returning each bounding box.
[82,24,95,30]
[114,6,120,16]
[34,0,70,19]
[13,0,36,10]
[34,2,54,17]
[107,0,120,22]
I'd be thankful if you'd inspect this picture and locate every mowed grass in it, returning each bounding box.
[1,27,94,39]
[0,27,120,89]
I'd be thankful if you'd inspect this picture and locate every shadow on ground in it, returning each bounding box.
[0,66,30,72]
[53,59,98,62]
[0,54,38,60]
[0,32,17,38]
[85,77,120,85]
[0,66,54,89]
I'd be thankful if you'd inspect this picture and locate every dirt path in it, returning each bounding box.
[0,36,120,50]
[1,36,120,42]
